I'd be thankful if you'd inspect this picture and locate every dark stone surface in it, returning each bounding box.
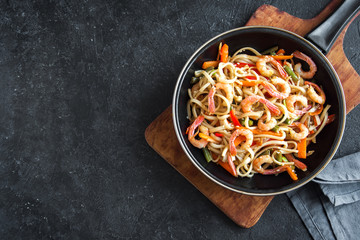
[0,0,359,239]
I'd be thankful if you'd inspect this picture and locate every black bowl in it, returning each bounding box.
[172,26,346,196]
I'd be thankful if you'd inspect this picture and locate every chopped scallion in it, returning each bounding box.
[202,147,212,163]
[261,46,279,55]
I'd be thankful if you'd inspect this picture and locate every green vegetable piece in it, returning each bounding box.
[240,118,246,126]
[281,156,289,162]
[190,77,200,84]
[284,118,291,125]
[260,149,271,156]
[261,46,279,55]
[275,152,283,162]
[240,118,253,127]
[284,65,299,83]
[205,66,214,72]
[272,125,280,133]
[202,147,212,163]
[294,116,301,121]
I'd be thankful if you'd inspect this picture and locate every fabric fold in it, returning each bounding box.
[314,152,360,183]
[313,151,360,206]
[287,151,360,239]
[318,183,360,206]
[287,182,360,240]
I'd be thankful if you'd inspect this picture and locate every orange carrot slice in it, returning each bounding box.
[285,166,298,181]
[218,154,237,177]
[309,104,323,116]
[202,61,220,69]
[220,44,229,63]
[276,49,285,55]
[272,55,293,60]
[297,138,307,159]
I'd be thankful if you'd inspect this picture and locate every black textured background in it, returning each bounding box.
[0,0,359,239]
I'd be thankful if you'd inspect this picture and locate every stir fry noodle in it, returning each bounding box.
[186,44,335,180]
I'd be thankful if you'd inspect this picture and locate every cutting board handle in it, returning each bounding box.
[307,0,360,53]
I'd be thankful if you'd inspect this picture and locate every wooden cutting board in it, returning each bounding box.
[145,0,360,228]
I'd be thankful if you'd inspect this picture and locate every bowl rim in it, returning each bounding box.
[172,26,346,196]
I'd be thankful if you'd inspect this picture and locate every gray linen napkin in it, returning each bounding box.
[313,152,360,207]
[286,152,360,240]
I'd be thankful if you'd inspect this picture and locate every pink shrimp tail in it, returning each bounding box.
[187,115,208,149]
[229,129,241,156]
[294,105,312,115]
[293,51,314,64]
[188,115,204,136]
[270,59,288,79]
[258,97,281,116]
[261,82,288,99]
[285,154,308,171]
[208,86,216,114]
[261,166,288,175]
[241,95,281,116]
[293,51,317,79]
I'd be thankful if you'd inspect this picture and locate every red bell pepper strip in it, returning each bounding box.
[245,76,257,80]
[230,109,241,127]
[326,114,335,125]
[234,62,256,68]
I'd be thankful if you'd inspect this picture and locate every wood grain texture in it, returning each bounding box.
[246,0,360,113]
[145,106,273,228]
[246,0,342,36]
[327,10,360,112]
[145,1,360,228]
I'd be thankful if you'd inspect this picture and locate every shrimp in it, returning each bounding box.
[253,155,287,175]
[208,83,234,114]
[256,56,288,79]
[229,128,253,156]
[241,95,281,116]
[293,51,317,79]
[305,81,325,104]
[286,95,311,115]
[208,86,216,114]
[187,115,208,149]
[289,122,309,141]
[199,125,209,135]
[284,154,307,171]
[261,77,291,99]
[257,115,277,131]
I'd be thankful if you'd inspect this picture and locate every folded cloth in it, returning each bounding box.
[313,152,360,206]
[287,183,360,240]
[316,182,360,207]
[287,151,360,240]
[287,183,337,240]
[314,152,360,184]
